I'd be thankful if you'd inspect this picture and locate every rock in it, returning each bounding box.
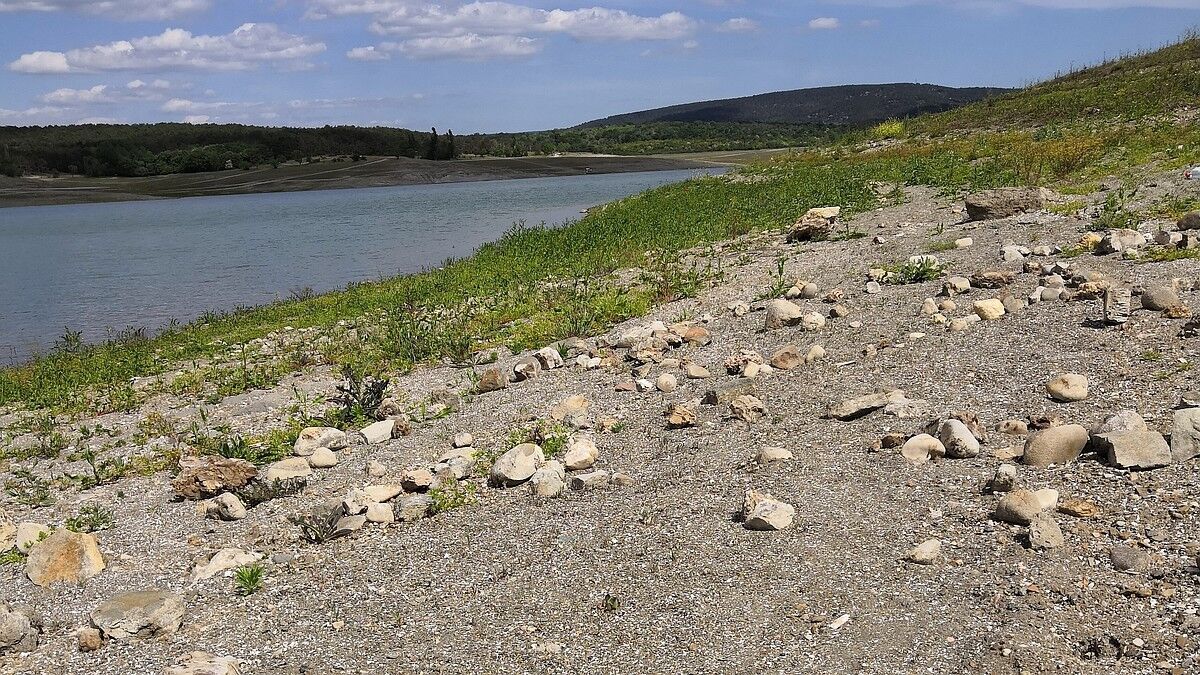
[994,489,1049,525]
[825,389,906,421]
[971,270,1016,289]
[562,437,599,471]
[1110,545,1150,573]
[900,434,945,465]
[90,590,184,641]
[172,456,257,499]
[534,346,565,370]
[434,448,475,479]
[569,470,610,490]
[398,469,433,492]
[685,363,711,379]
[1028,512,1064,550]
[1097,228,1146,254]
[361,484,404,503]
[955,237,974,249]
[865,281,882,295]
[489,443,545,487]
[727,300,750,317]
[334,515,366,536]
[764,299,804,329]
[800,312,826,331]
[1094,430,1171,470]
[1170,408,1200,462]
[1102,286,1132,324]
[1141,286,1181,311]
[263,457,312,483]
[682,326,711,346]
[76,627,102,652]
[1046,373,1088,402]
[943,276,971,296]
[904,539,941,565]
[360,420,396,445]
[666,404,698,428]
[529,461,567,497]
[702,380,756,406]
[939,419,981,459]
[0,604,38,653]
[1058,499,1099,518]
[191,548,261,581]
[205,493,247,521]
[25,530,105,588]
[973,299,1006,320]
[476,367,508,393]
[0,511,12,552]
[512,356,543,382]
[452,432,474,448]
[1022,424,1088,467]
[366,460,388,477]
[997,419,1028,436]
[805,345,826,363]
[756,446,793,463]
[1178,212,1200,230]
[1001,245,1027,262]
[769,345,803,370]
[1100,410,1148,433]
[965,187,1050,221]
[742,490,794,531]
[165,652,242,675]
[987,464,1018,493]
[15,523,50,553]
[549,395,590,427]
[730,395,766,423]
[365,502,394,523]
[293,427,347,456]
[307,447,338,468]
[394,495,433,522]
[655,373,678,393]
[787,206,840,242]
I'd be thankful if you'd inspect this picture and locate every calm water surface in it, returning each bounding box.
[0,168,719,362]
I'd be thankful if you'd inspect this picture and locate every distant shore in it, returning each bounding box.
[0,153,761,209]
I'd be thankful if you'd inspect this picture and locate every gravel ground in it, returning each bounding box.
[2,177,1200,674]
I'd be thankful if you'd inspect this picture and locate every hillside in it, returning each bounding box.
[579,83,1009,128]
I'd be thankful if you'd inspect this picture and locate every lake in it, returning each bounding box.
[0,168,720,364]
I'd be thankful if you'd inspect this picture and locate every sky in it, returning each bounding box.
[0,1,1198,132]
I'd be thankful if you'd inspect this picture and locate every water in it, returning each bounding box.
[0,168,719,363]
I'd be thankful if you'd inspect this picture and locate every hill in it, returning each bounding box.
[578,83,1010,128]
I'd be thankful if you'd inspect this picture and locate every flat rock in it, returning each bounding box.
[90,590,184,640]
[191,548,262,581]
[361,420,396,445]
[308,447,338,468]
[965,187,1050,221]
[825,389,906,421]
[263,457,312,483]
[994,489,1049,525]
[172,456,257,500]
[905,539,941,565]
[293,427,347,456]
[1094,430,1171,470]
[395,495,434,522]
[165,652,242,675]
[569,469,610,490]
[1171,408,1200,462]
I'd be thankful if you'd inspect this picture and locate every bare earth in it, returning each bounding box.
[2,173,1199,674]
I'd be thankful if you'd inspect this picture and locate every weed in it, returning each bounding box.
[507,420,571,458]
[1138,247,1200,263]
[233,563,266,595]
[925,240,957,253]
[236,476,307,507]
[1089,189,1139,231]
[881,258,944,285]
[329,365,390,427]
[1141,350,1163,361]
[869,119,905,140]
[429,480,478,514]
[5,469,55,507]
[65,505,113,533]
[290,504,345,544]
[599,593,622,612]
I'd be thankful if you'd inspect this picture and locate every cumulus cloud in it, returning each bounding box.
[0,0,210,20]
[182,114,210,123]
[716,17,758,32]
[8,23,326,74]
[826,0,1200,7]
[808,17,841,29]
[391,34,540,59]
[346,45,390,60]
[41,84,113,104]
[361,3,697,41]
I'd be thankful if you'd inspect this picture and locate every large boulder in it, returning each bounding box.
[292,427,347,457]
[25,530,105,588]
[1022,424,1088,468]
[1094,430,1171,470]
[964,187,1050,221]
[488,444,545,487]
[90,590,185,640]
[1171,408,1200,463]
[0,604,38,653]
[172,456,257,500]
[787,206,840,242]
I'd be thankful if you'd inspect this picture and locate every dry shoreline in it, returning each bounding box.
[0,154,736,209]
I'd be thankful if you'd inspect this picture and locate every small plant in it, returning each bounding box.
[881,258,944,285]
[761,254,791,300]
[429,480,478,514]
[1089,189,1139,231]
[925,240,957,253]
[507,420,571,458]
[5,469,55,507]
[329,365,390,426]
[1138,247,1200,263]
[0,548,26,566]
[289,504,345,544]
[1141,350,1163,361]
[233,563,266,595]
[869,119,905,140]
[599,593,622,612]
[65,505,113,533]
[236,476,307,507]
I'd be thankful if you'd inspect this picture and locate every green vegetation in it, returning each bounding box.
[881,258,945,285]
[1139,247,1200,263]
[234,563,267,596]
[429,480,478,514]
[507,420,572,458]
[65,505,114,533]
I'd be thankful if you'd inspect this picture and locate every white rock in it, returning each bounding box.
[361,420,396,445]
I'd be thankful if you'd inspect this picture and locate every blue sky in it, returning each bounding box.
[0,1,1198,132]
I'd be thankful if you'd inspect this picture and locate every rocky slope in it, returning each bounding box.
[2,173,1200,675]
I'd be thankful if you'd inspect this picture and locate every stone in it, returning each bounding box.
[905,539,941,565]
[293,427,347,457]
[769,345,803,370]
[1097,228,1146,254]
[165,652,242,675]
[366,460,388,477]
[529,461,567,497]
[489,443,545,487]
[1058,499,1100,518]
[263,457,312,483]
[562,437,599,471]
[25,530,105,588]
[307,447,338,468]
[1028,513,1064,550]
[764,299,804,329]
[727,300,750,317]
[825,389,906,421]
[1110,545,1150,573]
[971,270,1016,289]
[1179,212,1200,230]
[965,187,1050,221]
[365,503,394,524]
[685,363,711,379]
[90,590,184,641]
[362,484,405,503]
[787,206,840,242]
[1046,373,1088,402]
[394,495,433,522]
[742,490,794,531]
[191,548,261,581]
[943,276,971,295]
[205,493,247,521]
[970,299,1005,321]
[476,367,508,393]
[994,489,1048,525]
[399,469,433,492]
[920,298,938,316]
[550,395,590,427]
[15,523,50,553]
[0,510,12,552]
[987,464,1018,493]
[361,420,396,445]
[611,472,635,486]
[865,281,882,295]
[172,456,257,499]
[334,515,366,536]
[569,470,610,490]
[801,312,826,331]
[77,627,102,652]
[434,448,475,479]
[997,419,1028,436]
[0,604,38,654]
[955,237,973,248]
[682,326,711,346]
[534,346,565,370]
[900,434,945,465]
[452,432,474,448]
[937,419,980,459]
[730,395,766,423]
[1022,424,1088,467]
[1170,408,1200,462]
[1102,286,1132,324]
[703,380,756,406]
[655,373,678,393]
[1094,430,1171,470]
[1100,410,1147,433]
[805,345,826,363]
[756,446,793,463]
[1141,286,1181,311]
[512,356,542,382]
[1001,245,1027,262]
[666,404,698,428]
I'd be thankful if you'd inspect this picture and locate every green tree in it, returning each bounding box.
[426,127,439,161]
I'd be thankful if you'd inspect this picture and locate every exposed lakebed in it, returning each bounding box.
[0,168,720,363]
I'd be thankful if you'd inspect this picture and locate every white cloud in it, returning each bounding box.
[76,116,121,123]
[347,45,390,60]
[828,0,1200,8]
[42,84,112,104]
[392,33,540,59]
[182,114,210,123]
[0,0,209,19]
[9,24,326,74]
[717,17,758,32]
[808,17,841,29]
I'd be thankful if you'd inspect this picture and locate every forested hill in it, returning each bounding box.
[579,83,1010,128]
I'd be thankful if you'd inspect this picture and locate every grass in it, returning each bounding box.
[880,258,945,285]
[429,480,477,514]
[65,505,113,533]
[1139,247,1200,263]
[234,563,266,595]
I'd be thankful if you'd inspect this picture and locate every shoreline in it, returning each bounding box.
[0,154,738,209]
